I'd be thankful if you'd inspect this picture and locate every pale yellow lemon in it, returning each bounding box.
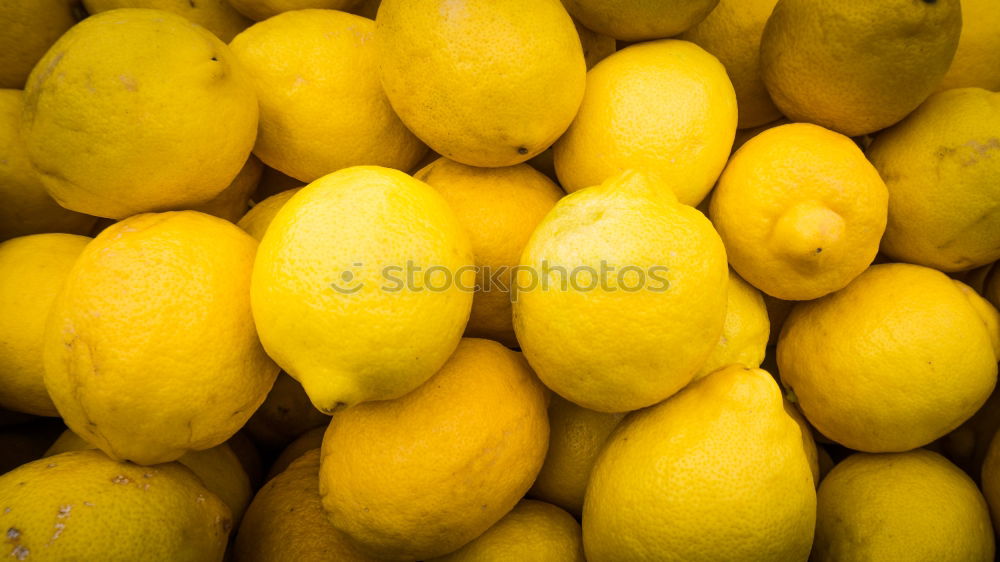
[375,0,586,167]
[0,0,78,88]
[414,157,564,347]
[228,0,361,21]
[515,171,728,413]
[778,263,999,452]
[21,9,258,219]
[710,123,888,300]
[561,0,719,41]
[0,233,89,416]
[938,0,1000,91]
[230,10,426,183]
[583,365,816,561]
[319,338,549,560]
[553,40,737,206]
[82,0,252,42]
[692,269,769,381]
[44,211,279,465]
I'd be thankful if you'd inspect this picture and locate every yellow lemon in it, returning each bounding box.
[785,400,821,486]
[938,0,1000,91]
[0,89,96,241]
[583,365,816,561]
[45,429,252,524]
[22,9,258,219]
[191,155,263,223]
[680,0,781,128]
[815,450,994,562]
[939,387,1000,477]
[375,0,585,167]
[867,88,1000,272]
[252,166,473,412]
[243,373,328,451]
[319,338,549,560]
[82,0,252,42]
[238,188,302,242]
[229,0,361,20]
[230,10,426,183]
[514,171,728,413]
[528,396,624,516]
[266,426,324,480]
[553,40,737,206]
[0,0,79,88]
[432,500,584,562]
[760,0,961,136]
[709,123,888,300]
[778,263,999,452]
[44,211,279,465]
[414,157,564,347]
[0,449,231,561]
[560,0,718,41]
[235,449,377,562]
[0,234,89,416]
[692,269,769,380]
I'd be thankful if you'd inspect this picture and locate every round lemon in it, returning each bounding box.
[553,40,737,206]
[0,89,96,241]
[528,396,624,516]
[692,269,769,380]
[760,0,961,136]
[583,365,816,561]
[82,0,252,42]
[815,450,994,562]
[44,211,279,465]
[561,0,718,41]
[680,0,781,129]
[21,9,258,219]
[0,233,89,416]
[0,449,231,561]
[414,157,564,347]
[938,387,1000,477]
[515,171,728,412]
[238,188,301,241]
[252,166,473,412]
[229,0,361,21]
[937,0,1000,91]
[319,338,549,560]
[709,123,888,300]
[230,10,426,183]
[432,500,584,562]
[191,155,263,223]
[778,263,999,452]
[0,0,78,88]
[867,88,1000,272]
[243,372,327,451]
[375,0,585,167]
[235,449,377,562]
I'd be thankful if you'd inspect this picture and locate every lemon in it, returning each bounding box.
[0,0,78,88]
[710,123,888,300]
[561,0,718,41]
[981,430,1000,535]
[319,338,549,560]
[229,0,361,21]
[191,155,263,223]
[0,89,96,241]
[243,373,327,451]
[414,157,564,347]
[760,0,961,137]
[785,400,821,485]
[252,166,473,412]
[238,188,301,241]
[375,0,585,167]
[867,88,1000,272]
[553,40,737,206]
[583,365,816,561]
[514,171,728,413]
[693,269,769,380]
[44,211,279,465]
[0,234,89,417]
[778,263,999,452]
[266,426,324,480]
[45,429,252,524]
[235,449,377,562]
[815,450,994,561]
[938,0,1000,91]
[82,0,252,42]
[528,396,624,516]
[230,10,426,183]
[680,0,780,129]
[572,18,615,70]
[939,387,1000,476]
[0,449,231,561]
[21,9,258,220]
[432,500,584,562]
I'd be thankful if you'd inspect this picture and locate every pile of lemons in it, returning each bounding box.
[1,0,999,560]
